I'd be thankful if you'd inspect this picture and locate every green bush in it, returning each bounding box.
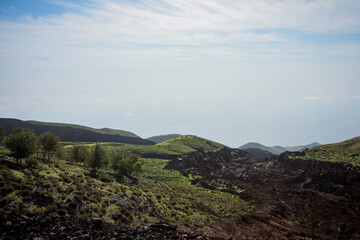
[25,158,39,168]
[111,152,142,180]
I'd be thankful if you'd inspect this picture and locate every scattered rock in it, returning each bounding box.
[166,148,360,239]
[0,211,225,240]
[151,222,177,231]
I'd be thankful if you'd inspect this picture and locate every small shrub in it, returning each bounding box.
[182,216,191,222]
[25,158,39,168]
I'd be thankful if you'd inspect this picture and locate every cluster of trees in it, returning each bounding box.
[70,143,142,179]
[1,125,143,180]
[3,127,59,165]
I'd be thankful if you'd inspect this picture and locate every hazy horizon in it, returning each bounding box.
[1,0,360,147]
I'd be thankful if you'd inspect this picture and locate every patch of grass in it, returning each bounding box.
[63,135,228,157]
[156,135,228,154]
[26,120,140,138]
[292,140,360,166]
[0,153,251,229]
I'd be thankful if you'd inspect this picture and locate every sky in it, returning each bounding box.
[0,0,360,147]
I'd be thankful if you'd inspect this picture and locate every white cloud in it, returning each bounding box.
[304,96,321,100]
[1,0,360,53]
[304,95,360,101]
[0,0,359,74]
[1,0,360,146]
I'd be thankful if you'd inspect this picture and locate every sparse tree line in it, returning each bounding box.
[0,125,142,180]
[1,127,59,165]
[69,143,142,179]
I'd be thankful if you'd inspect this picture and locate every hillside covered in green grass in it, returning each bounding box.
[71,135,229,158]
[0,118,154,145]
[26,120,140,138]
[0,155,251,229]
[290,136,360,166]
[156,135,228,153]
[239,141,320,154]
[146,134,182,143]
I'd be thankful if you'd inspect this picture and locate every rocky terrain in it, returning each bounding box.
[0,211,226,240]
[2,144,360,239]
[167,149,360,239]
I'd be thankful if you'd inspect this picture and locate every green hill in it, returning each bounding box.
[26,120,139,138]
[330,136,360,151]
[68,135,228,158]
[0,118,153,145]
[156,135,228,154]
[239,142,321,155]
[290,136,360,166]
[146,134,182,143]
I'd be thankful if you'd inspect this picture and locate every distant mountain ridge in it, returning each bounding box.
[0,118,154,145]
[241,148,274,159]
[147,134,182,143]
[239,142,321,155]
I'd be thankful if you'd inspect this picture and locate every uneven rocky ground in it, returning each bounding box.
[2,148,360,239]
[167,149,360,239]
[0,211,226,240]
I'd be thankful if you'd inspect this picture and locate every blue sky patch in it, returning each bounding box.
[0,0,93,21]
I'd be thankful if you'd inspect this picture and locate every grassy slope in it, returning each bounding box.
[64,143,180,155]
[146,134,182,144]
[64,135,228,156]
[239,142,321,155]
[156,135,228,154]
[26,120,140,138]
[0,157,251,228]
[292,136,360,166]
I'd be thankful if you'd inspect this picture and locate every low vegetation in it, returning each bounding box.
[156,135,228,154]
[0,156,251,228]
[0,126,251,229]
[146,134,182,143]
[291,136,360,166]
[62,135,228,160]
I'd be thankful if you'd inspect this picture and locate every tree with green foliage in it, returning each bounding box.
[39,132,59,160]
[89,143,106,177]
[55,144,65,160]
[111,152,142,180]
[133,160,143,176]
[0,125,4,145]
[34,138,41,158]
[5,127,37,165]
[71,145,88,165]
